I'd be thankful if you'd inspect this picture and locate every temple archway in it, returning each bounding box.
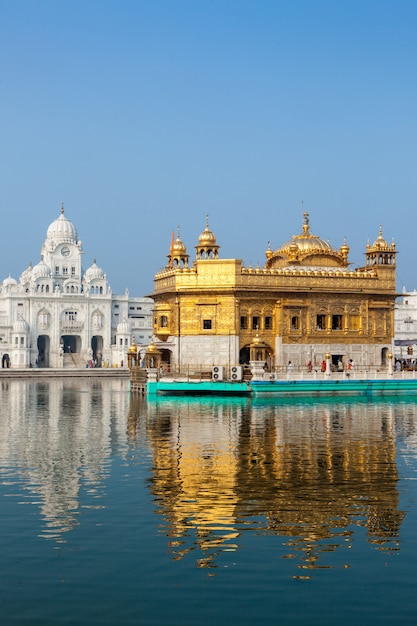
[239,346,250,365]
[60,335,81,353]
[37,335,50,367]
[159,348,172,373]
[91,335,103,364]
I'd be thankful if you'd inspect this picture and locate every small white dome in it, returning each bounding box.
[117,319,131,335]
[20,262,33,285]
[2,275,17,286]
[85,259,104,282]
[13,318,30,333]
[32,259,51,280]
[46,205,77,243]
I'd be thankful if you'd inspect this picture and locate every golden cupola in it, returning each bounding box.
[195,215,220,260]
[265,212,349,269]
[365,225,396,268]
[167,227,189,269]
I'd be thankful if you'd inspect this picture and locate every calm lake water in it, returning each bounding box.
[1,378,417,625]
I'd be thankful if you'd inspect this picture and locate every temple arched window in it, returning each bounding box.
[332,314,343,330]
[317,314,326,330]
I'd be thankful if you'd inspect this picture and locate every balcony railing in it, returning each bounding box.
[61,321,84,332]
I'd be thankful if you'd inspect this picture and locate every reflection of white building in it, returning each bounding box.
[394,289,417,362]
[0,378,130,541]
[0,205,153,368]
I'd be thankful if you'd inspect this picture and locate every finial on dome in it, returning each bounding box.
[265,241,273,260]
[206,213,209,228]
[61,201,64,214]
[302,211,310,234]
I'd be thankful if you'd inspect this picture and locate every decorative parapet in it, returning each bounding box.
[153,259,395,293]
[61,322,84,332]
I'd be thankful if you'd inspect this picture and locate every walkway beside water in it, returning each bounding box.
[0,368,129,379]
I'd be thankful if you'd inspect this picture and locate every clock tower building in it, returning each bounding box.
[0,204,153,368]
[40,202,84,293]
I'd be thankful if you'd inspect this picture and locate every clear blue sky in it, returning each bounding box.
[1,0,416,295]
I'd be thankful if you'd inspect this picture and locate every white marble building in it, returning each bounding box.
[0,205,153,368]
[394,288,417,363]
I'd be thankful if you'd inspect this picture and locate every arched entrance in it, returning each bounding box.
[37,335,50,367]
[239,346,250,365]
[61,335,81,354]
[2,353,10,368]
[159,348,172,373]
[381,347,390,367]
[91,335,103,364]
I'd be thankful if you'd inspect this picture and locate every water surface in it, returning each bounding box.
[1,379,417,624]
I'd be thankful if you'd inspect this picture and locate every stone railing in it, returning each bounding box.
[61,321,84,332]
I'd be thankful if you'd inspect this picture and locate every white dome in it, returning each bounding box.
[20,262,33,285]
[2,275,17,286]
[46,205,78,243]
[85,259,104,282]
[32,259,51,280]
[13,318,30,333]
[117,319,131,335]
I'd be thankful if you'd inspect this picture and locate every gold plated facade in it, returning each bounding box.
[151,214,397,372]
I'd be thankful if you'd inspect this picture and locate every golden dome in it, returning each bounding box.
[172,228,187,254]
[265,212,348,269]
[198,215,217,246]
[167,227,189,269]
[146,340,159,354]
[280,213,332,254]
[369,225,390,251]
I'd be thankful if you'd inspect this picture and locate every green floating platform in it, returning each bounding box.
[147,376,417,397]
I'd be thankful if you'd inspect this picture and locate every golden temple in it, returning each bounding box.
[150,213,397,373]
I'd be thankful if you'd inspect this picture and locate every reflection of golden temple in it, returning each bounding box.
[141,398,404,572]
[150,213,397,374]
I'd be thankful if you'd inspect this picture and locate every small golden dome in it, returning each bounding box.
[146,340,159,354]
[172,229,187,254]
[371,225,389,250]
[198,215,217,245]
[265,242,273,259]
